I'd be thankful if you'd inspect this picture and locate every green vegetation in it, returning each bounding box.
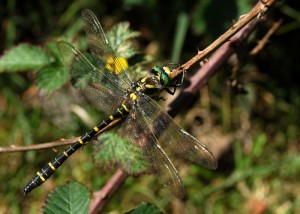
[0,0,299,213]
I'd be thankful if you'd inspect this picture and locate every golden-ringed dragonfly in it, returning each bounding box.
[23,9,217,198]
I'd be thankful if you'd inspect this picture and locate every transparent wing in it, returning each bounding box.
[82,9,132,90]
[82,84,124,116]
[57,41,126,115]
[120,105,185,198]
[137,95,218,170]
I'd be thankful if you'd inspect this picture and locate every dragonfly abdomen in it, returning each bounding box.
[23,104,131,195]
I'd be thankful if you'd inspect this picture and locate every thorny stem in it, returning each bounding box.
[184,19,259,94]
[170,0,279,79]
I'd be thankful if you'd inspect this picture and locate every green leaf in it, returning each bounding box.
[251,132,267,158]
[0,44,54,72]
[106,22,140,59]
[38,65,69,94]
[171,12,189,63]
[46,42,64,62]
[125,202,164,214]
[43,182,90,214]
[93,132,150,175]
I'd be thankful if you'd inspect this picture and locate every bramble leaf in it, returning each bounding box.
[0,44,53,72]
[125,202,164,214]
[38,65,69,94]
[43,182,90,214]
[106,22,140,59]
[93,132,150,175]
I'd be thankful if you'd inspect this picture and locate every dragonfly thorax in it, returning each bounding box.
[129,66,172,101]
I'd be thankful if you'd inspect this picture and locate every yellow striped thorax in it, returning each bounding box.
[126,65,174,101]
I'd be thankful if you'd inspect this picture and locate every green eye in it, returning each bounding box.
[161,71,170,85]
[152,66,171,86]
[152,66,162,74]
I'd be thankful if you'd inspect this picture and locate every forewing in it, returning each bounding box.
[137,95,218,170]
[57,41,125,115]
[82,84,125,116]
[120,105,185,198]
[82,9,132,89]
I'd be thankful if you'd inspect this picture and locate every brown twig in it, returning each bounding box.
[0,118,121,153]
[250,19,283,55]
[170,0,279,79]
[0,137,77,153]
[89,168,128,214]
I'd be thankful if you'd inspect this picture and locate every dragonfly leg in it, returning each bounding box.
[164,68,186,96]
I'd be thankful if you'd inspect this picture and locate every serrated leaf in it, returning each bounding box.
[0,44,53,72]
[125,202,164,214]
[93,132,150,175]
[43,182,90,214]
[106,22,140,59]
[38,65,69,94]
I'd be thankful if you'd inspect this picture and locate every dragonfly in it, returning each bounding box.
[23,9,217,198]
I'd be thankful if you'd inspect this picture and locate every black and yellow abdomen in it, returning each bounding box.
[23,73,159,195]
[23,103,131,195]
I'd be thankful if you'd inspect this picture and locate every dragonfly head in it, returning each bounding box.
[152,66,172,87]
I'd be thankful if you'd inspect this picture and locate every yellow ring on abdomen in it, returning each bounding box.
[37,172,46,181]
[48,162,56,171]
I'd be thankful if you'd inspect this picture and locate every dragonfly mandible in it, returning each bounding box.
[23,9,217,198]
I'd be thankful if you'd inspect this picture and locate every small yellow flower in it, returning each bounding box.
[105,56,128,74]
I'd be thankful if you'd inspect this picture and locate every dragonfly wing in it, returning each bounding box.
[82,9,132,89]
[57,41,126,115]
[137,95,218,170]
[120,104,185,198]
[82,84,125,116]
